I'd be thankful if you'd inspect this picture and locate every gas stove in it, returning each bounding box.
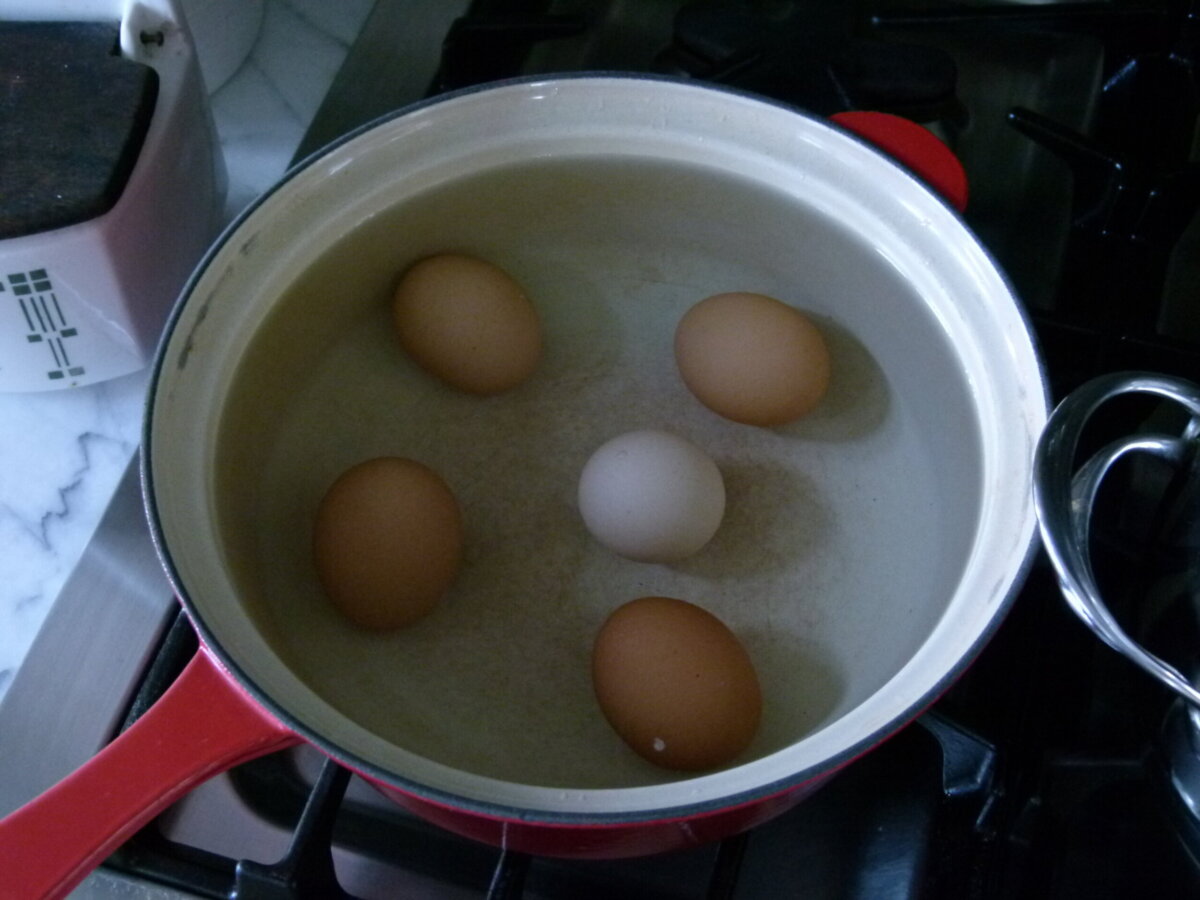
[2,1,1199,897]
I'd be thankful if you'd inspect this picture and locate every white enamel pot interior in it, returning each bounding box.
[145,75,1047,846]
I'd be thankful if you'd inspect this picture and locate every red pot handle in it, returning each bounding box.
[0,646,300,900]
[831,111,969,212]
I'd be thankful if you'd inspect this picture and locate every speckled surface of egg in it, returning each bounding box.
[577,429,725,564]
[392,253,542,395]
[592,596,763,771]
[313,457,463,629]
[674,291,831,426]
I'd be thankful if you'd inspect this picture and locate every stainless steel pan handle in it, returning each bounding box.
[1033,372,1200,710]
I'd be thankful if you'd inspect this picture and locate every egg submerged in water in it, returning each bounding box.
[577,429,726,564]
[674,291,831,426]
[312,457,463,629]
[392,253,542,395]
[592,596,763,771]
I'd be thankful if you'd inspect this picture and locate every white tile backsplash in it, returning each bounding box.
[208,0,372,220]
[281,0,376,45]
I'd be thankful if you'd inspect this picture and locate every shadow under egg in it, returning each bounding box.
[742,629,846,757]
[675,459,833,582]
[778,316,890,443]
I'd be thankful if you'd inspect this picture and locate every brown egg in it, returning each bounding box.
[674,291,831,426]
[313,457,462,629]
[392,253,542,395]
[592,596,762,771]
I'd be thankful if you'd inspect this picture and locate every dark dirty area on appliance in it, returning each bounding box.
[103,1,1200,897]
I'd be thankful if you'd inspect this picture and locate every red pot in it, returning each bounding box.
[0,76,1043,899]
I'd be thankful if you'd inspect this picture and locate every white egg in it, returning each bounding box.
[577,429,725,563]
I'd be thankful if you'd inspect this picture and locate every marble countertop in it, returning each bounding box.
[0,0,373,703]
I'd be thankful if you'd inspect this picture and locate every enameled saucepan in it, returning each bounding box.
[0,76,1046,899]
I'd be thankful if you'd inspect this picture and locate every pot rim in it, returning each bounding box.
[142,72,1049,827]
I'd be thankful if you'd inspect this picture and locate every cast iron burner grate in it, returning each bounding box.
[870,0,1200,396]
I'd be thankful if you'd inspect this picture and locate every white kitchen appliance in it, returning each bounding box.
[0,0,225,392]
